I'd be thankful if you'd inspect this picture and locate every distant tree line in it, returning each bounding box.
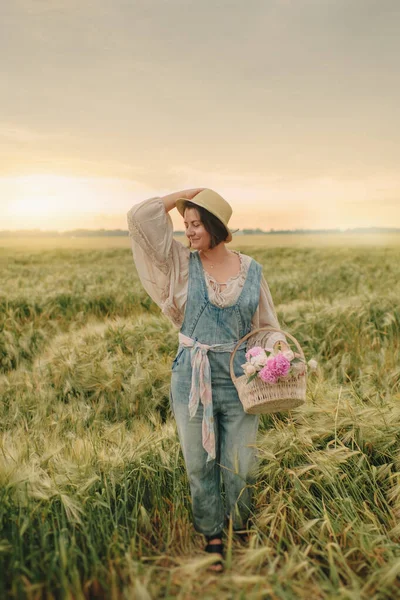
[0,229,129,237]
[1,227,399,238]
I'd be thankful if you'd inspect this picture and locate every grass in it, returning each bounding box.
[1,231,400,251]
[0,236,399,599]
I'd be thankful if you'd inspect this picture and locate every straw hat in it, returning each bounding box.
[175,189,234,243]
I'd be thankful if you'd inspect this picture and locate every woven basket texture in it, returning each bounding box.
[234,373,306,414]
[230,326,307,415]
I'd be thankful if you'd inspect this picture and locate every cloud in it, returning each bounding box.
[1,168,399,230]
[1,1,399,231]
[162,165,400,230]
[0,122,72,143]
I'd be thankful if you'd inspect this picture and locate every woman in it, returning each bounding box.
[127,188,288,571]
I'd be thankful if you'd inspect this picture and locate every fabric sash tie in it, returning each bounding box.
[178,332,244,463]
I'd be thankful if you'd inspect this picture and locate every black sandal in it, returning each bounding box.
[204,534,224,572]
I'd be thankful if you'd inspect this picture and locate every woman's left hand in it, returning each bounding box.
[273,341,290,352]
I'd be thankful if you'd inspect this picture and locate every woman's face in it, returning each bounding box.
[183,207,211,251]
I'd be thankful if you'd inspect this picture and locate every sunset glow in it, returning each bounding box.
[1,1,399,232]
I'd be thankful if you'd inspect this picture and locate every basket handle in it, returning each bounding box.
[229,326,305,383]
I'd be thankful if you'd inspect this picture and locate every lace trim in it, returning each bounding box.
[205,251,245,285]
[127,207,170,276]
[203,252,248,308]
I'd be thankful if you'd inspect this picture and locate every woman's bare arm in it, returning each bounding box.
[161,188,205,213]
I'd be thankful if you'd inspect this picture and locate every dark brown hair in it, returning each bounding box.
[182,201,229,249]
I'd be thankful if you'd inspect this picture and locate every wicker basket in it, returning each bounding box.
[230,326,306,415]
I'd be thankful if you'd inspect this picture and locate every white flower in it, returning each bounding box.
[291,361,306,375]
[308,359,318,371]
[282,349,295,361]
[251,352,268,369]
[242,363,257,376]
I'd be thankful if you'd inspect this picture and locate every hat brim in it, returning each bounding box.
[175,197,233,243]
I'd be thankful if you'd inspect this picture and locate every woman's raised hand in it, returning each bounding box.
[161,188,206,212]
[184,188,206,200]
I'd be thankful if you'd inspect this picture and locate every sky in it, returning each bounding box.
[1,0,399,231]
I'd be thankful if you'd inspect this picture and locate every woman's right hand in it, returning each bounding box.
[161,188,206,212]
[183,188,206,200]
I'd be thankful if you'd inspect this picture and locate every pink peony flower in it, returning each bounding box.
[245,346,264,361]
[274,353,291,378]
[258,354,291,384]
[259,364,278,383]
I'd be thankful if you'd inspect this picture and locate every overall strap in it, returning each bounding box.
[180,251,208,336]
[236,258,263,325]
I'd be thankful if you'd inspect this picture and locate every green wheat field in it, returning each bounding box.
[1,234,400,599]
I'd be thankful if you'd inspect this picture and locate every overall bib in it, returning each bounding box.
[170,251,262,536]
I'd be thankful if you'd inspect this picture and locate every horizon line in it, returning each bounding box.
[1,226,400,237]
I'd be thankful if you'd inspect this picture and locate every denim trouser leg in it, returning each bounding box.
[171,394,225,536]
[171,375,259,536]
[217,385,260,530]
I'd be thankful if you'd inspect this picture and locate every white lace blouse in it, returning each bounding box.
[127,197,286,348]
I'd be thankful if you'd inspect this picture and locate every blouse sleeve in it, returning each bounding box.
[250,273,288,350]
[126,197,190,328]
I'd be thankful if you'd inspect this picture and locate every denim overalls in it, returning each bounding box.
[170,251,262,537]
